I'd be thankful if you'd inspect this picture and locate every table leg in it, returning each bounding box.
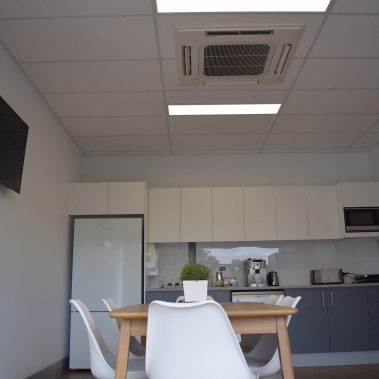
[276,316,295,379]
[115,319,131,379]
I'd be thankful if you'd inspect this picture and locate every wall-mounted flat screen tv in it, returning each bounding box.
[0,97,29,193]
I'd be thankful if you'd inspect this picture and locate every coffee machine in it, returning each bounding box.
[246,258,267,287]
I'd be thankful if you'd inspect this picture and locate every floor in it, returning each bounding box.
[57,364,379,379]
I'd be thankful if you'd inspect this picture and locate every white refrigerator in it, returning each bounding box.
[69,217,143,369]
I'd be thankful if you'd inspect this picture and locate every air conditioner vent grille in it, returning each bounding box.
[176,25,304,85]
[204,44,270,77]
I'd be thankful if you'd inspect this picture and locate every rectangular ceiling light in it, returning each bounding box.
[168,104,281,115]
[157,0,330,13]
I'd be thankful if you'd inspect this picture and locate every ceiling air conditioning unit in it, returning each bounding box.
[175,25,304,85]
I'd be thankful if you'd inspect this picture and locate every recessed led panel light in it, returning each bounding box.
[168,104,281,115]
[156,0,330,13]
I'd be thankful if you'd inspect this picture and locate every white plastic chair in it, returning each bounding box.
[146,300,259,379]
[100,298,146,357]
[245,296,301,378]
[69,299,146,379]
[240,294,285,353]
[175,295,214,302]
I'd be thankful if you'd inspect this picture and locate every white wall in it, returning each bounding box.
[83,152,370,187]
[0,43,82,378]
[369,144,379,180]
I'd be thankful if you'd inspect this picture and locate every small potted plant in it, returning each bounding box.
[180,262,210,302]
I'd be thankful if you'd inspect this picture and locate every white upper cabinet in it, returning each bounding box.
[108,182,146,214]
[70,183,108,215]
[338,182,379,207]
[212,187,245,242]
[275,186,309,240]
[306,185,340,240]
[148,188,180,243]
[70,182,147,215]
[180,188,213,242]
[244,187,277,241]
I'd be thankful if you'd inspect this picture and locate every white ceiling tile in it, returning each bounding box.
[22,60,162,93]
[310,16,379,57]
[172,149,260,155]
[44,92,166,117]
[282,90,379,114]
[171,134,266,151]
[169,115,275,134]
[75,135,170,152]
[272,115,379,133]
[166,90,287,105]
[352,133,379,148]
[0,0,152,18]
[61,117,168,136]
[294,59,379,89]
[157,15,324,59]
[85,150,170,156]
[162,58,303,91]
[263,133,360,149]
[331,0,379,14]
[0,17,158,61]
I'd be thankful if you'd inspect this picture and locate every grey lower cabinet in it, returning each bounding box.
[285,287,371,353]
[145,289,231,303]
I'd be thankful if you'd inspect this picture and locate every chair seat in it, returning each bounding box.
[246,356,270,369]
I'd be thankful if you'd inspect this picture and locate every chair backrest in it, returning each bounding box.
[146,300,256,379]
[100,298,121,328]
[70,299,115,379]
[264,294,284,305]
[100,298,146,358]
[245,295,301,377]
[175,295,214,303]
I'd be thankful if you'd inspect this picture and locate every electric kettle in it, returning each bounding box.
[267,271,279,286]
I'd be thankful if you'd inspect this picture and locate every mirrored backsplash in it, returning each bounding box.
[145,238,379,289]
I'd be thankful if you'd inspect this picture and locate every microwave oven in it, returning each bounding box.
[344,207,379,233]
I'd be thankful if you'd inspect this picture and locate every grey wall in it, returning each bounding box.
[0,43,82,378]
[369,144,379,180]
[83,152,371,187]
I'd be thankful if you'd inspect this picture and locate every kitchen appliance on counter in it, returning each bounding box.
[351,273,379,283]
[310,269,344,285]
[267,271,279,286]
[246,258,267,287]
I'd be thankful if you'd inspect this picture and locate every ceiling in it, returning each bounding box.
[0,0,379,156]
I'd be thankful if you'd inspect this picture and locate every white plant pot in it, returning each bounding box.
[183,280,208,302]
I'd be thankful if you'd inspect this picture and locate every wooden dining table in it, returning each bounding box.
[109,301,298,379]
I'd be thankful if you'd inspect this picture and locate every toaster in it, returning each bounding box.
[311,269,344,285]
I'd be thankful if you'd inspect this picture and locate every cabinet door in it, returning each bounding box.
[70,183,108,215]
[327,287,370,352]
[275,186,308,240]
[244,186,277,241]
[212,187,245,241]
[306,185,340,240]
[148,188,180,243]
[180,188,213,242]
[108,182,146,214]
[285,288,330,353]
[339,182,379,207]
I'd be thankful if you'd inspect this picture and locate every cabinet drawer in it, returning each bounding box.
[145,291,182,303]
[367,287,379,302]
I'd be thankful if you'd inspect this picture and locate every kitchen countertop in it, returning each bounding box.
[146,282,379,291]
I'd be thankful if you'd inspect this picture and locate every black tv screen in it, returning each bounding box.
[0,97,29,193]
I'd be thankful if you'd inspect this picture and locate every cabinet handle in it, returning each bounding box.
[330,291,334,308]
[321,291,325,308]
